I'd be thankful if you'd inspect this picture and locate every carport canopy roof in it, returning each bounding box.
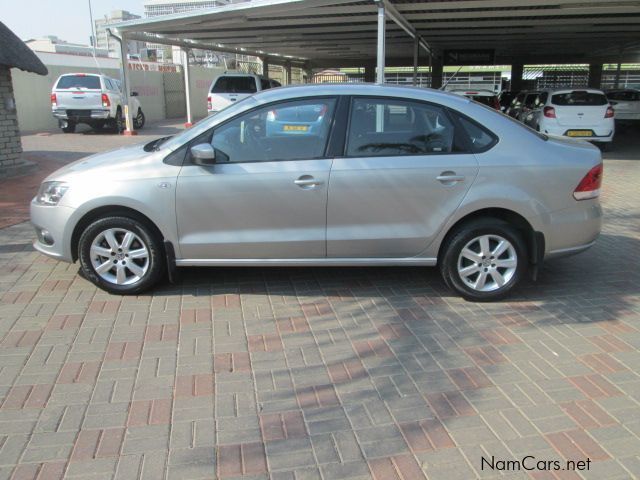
[114,0,640,67]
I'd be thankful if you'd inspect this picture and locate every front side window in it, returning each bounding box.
[208,98,336,163]
[211,76,257,94]
[346,98,464,157]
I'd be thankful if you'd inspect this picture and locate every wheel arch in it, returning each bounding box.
[71,205,165,262]
[437,207,545,267]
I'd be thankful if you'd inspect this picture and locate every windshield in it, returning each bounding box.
[212,76,257,94]
[56,75,101,89]
[162,96,257,151]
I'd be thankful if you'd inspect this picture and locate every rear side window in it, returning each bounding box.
[455,115,498,153]
[551,91,607,106]
[469,95,496,107]
[346,97,467,157]
[607,91,639,101]
[56,75,101,89]
[211,76,257,94]
[260,79,270,90]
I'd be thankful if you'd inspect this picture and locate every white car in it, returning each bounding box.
[523,88,614,147]
[448,89,501,110]
[207,73,280,114]
[606,89,640,122]
[51,73,144,133]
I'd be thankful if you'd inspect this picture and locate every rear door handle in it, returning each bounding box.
[437,173,465,183]
[294,175,323,188]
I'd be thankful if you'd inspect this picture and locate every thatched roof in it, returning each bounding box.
[0,22,47,75]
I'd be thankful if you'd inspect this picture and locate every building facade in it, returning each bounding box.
[95,10,146,59]
[25,36,109,58]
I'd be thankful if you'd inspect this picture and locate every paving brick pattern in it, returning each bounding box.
[0,128,639,479]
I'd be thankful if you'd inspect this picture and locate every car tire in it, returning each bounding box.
[78,216,165,295]
[113,108,124,133]
[440,219,527,301]
[133,109,145,130]
[61,122,76,133]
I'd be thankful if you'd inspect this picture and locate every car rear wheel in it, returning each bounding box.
[440,220,527,301]
[113,108,124,133]
[78,216,165,294]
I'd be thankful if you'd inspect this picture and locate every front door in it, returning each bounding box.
[176,97,337,259]
[327,96,479,258]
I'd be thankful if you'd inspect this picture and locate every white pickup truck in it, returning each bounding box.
[51,73,145,133]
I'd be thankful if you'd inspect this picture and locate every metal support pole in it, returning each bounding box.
[614,62,622,88]
[183,48,193,127]
[285,61,292,85]
[262,56,270,78]
[119,33,136,136]
[376,1,385,84]
[412,37,419,86]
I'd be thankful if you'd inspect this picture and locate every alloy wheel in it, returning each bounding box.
[90,228,149,285]
[456,234,518,292]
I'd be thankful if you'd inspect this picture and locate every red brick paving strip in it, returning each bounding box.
[545,429,609,462]
[588,334,632,353]
[447,367,493,390]
[328,359,366,383]
[578,353,627,374]
[296,385,340,409]
[179,308,212,325]
[260,411,307,441]
[425,391,476,418]
[560,400,617,429]
[104,341,143,361]
[175,374,214,397]
[217,442,267,478]
[399,419,455,452]
[369,454,426,480]
[248,334,283,352]
[127,399,172,426]
[144,324,179,342]
[71,428,125,460]
[45,314,83,330]
[353,338,394,359]
[2,330,42,348]
[57,361,101,384]
[464,345,507,366]
[567,374,623,398]
[214,353,251,373]
[1,385,52,409]
[276,316,310,334]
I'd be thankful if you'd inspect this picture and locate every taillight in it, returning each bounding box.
[573,163,603,200]
[50,93,57,107]
[543,106,556,118]
[101,93,110,108]
[605,106,614,118]
[207,95,212,111]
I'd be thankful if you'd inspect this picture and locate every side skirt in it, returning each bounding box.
[175,257,438,267]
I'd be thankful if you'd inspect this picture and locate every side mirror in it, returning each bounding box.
[131,91,139,97]
[191,143,216,165]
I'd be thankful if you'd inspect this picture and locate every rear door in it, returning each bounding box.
[326,96,479,258]
[53,74,103,110]
[209,76,257,111]
[551,90,608,126]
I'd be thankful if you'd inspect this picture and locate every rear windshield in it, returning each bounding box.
[551,91,607,106]
[56,75,101,89]
[468,95,496,107]
[211,76,257,94]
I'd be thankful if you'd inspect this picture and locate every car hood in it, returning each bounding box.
[45,143,157,182]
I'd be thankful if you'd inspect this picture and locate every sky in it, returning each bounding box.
[3,0,146,44]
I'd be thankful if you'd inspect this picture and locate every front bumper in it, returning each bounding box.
[30,200,76,263]
[52,109,110,121]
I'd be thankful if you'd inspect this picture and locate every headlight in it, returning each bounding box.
[36,182,68,206]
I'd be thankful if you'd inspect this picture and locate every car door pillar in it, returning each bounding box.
[413,37,419,86]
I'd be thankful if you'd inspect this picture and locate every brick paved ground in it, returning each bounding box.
[0,124,639,479]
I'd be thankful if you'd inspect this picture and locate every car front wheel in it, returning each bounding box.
[78,216,165,294]
[440,220,527,301]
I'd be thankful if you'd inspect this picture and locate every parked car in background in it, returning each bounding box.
[207,73,281,115]
[498,90,516,112]
[606,88,640,122]
[526,88,614,148]
[51,73,144,133]
[449,89,501,110]
[505,91,542,120]
[32,84,603,301]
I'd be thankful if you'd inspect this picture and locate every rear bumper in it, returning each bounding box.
[541,200,602,260]
[52,109,110,121]
[541,122,614,142]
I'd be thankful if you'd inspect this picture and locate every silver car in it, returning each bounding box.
[31,84,603,301]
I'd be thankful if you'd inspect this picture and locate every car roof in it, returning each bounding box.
[541,87,606,94]
[249,83,473,108]
[448,89,497,96]
[214,72,266,79]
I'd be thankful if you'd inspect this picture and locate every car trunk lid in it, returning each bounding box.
[53,75,102,109]
[551,90,608,127]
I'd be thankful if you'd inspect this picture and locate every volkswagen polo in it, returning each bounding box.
[31,84,603,301]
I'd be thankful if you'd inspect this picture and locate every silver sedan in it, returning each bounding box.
[31,84,603,301]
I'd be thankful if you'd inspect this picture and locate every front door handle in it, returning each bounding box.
[437,172,465,184]
[294,175,323,188]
